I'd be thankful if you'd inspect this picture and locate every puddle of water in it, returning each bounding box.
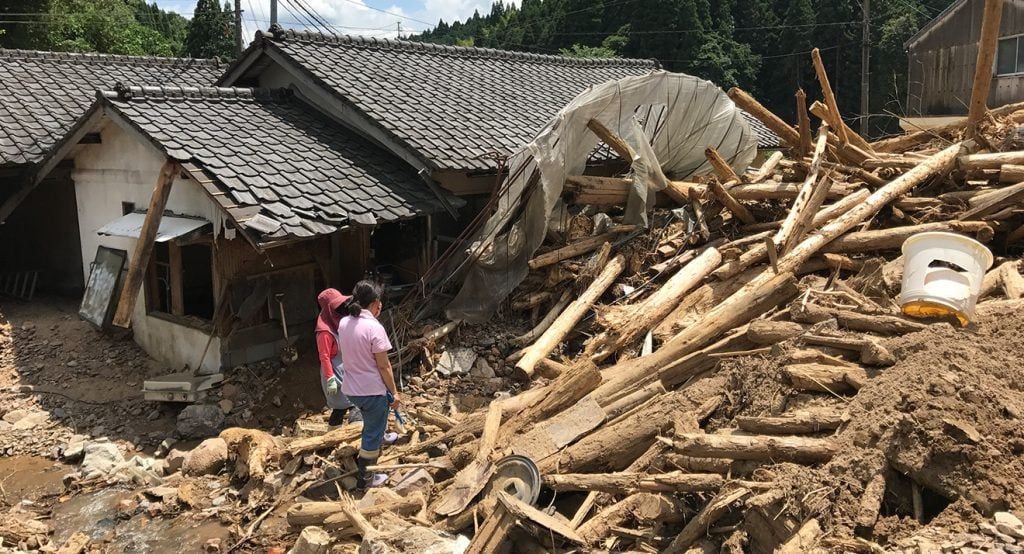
[50,488,230,553]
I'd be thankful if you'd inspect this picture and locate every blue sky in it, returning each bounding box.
[152,0,508,42]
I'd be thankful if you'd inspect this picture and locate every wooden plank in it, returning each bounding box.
[168,242,184,316]
[497,491,584,544]
[112,160,178,328]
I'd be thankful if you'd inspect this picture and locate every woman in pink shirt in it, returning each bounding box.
[337,280,403,490]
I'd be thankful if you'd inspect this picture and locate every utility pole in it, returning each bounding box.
[234,0,243,57]
[397,21,402,38]
[860,0,870,136]
[270,0,278,27]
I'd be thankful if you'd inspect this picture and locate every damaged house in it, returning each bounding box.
[2,33,696,375]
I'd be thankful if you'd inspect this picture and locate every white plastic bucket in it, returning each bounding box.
[899,231,993,326]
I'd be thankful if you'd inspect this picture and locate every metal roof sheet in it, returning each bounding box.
[96,212,210,242]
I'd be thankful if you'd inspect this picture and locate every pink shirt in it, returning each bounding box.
[337,310,393,397]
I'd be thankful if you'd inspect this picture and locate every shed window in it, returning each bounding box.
[997,36,1024,75]
[146,242,215,321]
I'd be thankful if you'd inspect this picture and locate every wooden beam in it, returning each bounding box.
[168,242,184,316]
[112,160,179,328]
[708,181,756,225]
[587,119,635,164]
[774,123,831,254]
[967,0,1005,139]
[705,146,742,183]
[796,89,813,156]
[811,48,849,143]
[808,101,877,155]
[728,87,801,148]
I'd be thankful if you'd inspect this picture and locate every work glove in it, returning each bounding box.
[326,376,341,396]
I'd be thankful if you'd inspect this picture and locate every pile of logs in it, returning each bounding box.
[282,9,1024,550]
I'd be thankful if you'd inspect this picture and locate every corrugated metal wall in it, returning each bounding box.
[908,0,1024,116]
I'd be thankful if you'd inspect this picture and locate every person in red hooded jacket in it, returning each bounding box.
[315,288,361,427]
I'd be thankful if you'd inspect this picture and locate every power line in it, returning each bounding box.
[337,0,433,27]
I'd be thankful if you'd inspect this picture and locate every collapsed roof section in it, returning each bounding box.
[220,29,663,172]
[446,71,760,323]
[41,85,451,246]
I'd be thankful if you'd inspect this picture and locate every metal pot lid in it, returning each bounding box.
[485,454,541,506]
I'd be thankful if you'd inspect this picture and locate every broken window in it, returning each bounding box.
[146,241,215,321]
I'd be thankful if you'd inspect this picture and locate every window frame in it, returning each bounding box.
[996,34,1024,76]
[144,238,217,331]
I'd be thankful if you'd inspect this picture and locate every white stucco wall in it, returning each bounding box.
[73,122,223,374]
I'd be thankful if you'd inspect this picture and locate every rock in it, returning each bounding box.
[357,522,470,554]
[62,435,89,462]
[211,495,228,507]
[3,408,28,424]
[81,442,125,479]
[203,538,222,552]
[182,438,228,476]
[66,360,78,368]
[470,358,495,379]
[53,407,67,419]
[220,384,240,400]
[147,409,162,421]
[436,348,477,377]
[176,405,225,439]
[155,438,177,458]
[166,449,188,473]
[996,512,1024,539]
[392,468,434,497]
[217,399,234,415]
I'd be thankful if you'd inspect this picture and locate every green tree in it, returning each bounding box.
[46,0,177,55]
[0,0,50,50]
[559,43,618,58]
[185,0,235,59]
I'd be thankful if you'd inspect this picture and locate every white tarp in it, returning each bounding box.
[446,71,759,323]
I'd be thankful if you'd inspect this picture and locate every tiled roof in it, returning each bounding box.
[0,49,223,167]
[99,86,447,242]
[225,29,662,172]
[740,112,782,148]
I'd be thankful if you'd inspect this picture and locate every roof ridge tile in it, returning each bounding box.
[102,84,292,102]
[262,26,658,69]
[0,48,221,68]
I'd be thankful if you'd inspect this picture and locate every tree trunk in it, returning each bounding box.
[1002,262,1024,299]
[709,181,756,224]
[783,363,867,393]
[706,146,742,183]
[669,433,839,463]
[746,320,807,345]
[736,408,845,434]
[515,250,625,379]
[790,303,928,334]
[966,0,1006,138]
[822,221,992,253]
[511,290,572,348]
[527,227,634,270]
[728,88,800,148]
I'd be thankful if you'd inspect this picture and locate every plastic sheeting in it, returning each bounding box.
[446,71,759,323]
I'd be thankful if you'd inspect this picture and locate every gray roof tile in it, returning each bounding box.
[0,49,222,167]
[100,86,447,241]
[225,29,662,172]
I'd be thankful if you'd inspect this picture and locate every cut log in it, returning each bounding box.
[855,472,887,530]
[587,118,636,164]
[959,151,1024,170]
[564,175,631,205]
[705,146,742,183]
[783,363,863,394]
[790,303,928,334]
[1001,262,1024,299]
[511,291,552,311]
[662,486,751,553]
[728,87,800,148]
[960,180,1024,220]
[777,518,822,553]
[729,181,857,201]
[709,181,756,225]
[774,123,831,254]
[465,502,515,554]
[872,101,1024,153]
[588,245,722,362]
[669,433,838,464]
[112,159,178,327]
[405,406,459,432]
[431,402,503,516]
[502,360,602,444]
[287,492,425,527]
[796,89,812,156]
[527,227,634,270]
[515,248,625,379]
[286,423,362,456]
[736,408,845,434]
[802,334,895,366]
[543,471,725,495]
[811,48,850,146]
[822,221,993,253]
[288,526,331,554]
[808,101,876,155]
[980,261,1010,298]
[511,290,572,348]
[966,0,1005,138]
[601,380,666,419]
[749,151,785,183]
[497,491,584,544]
[577,493,685,544]
[746,320,807,345]
[1000,164,1024,182]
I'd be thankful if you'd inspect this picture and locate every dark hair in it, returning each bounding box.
[347,280,384,317]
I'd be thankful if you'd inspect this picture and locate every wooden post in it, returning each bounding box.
[708,181,756,225]
[587,118,636,165]
[168,242,184,315]
[669,433,839,463]
[796,89,813,156]
[516,249,626,379]
[728,87,801,148]
[112,160,178,328]
[811,48,849,144]
[967,0,1005,139]
[774,123,830,254]
[705,146,742,183]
